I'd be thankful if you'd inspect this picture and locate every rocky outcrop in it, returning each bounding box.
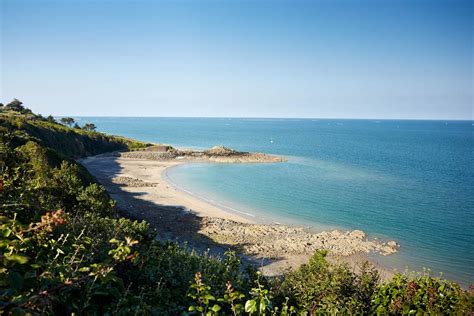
[112,176,158,187]
[120,151,177,160]
[199,217,399,258]
[119,144,286,163]
[204,145,237,156]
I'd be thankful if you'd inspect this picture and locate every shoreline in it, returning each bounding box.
[80,152,399,278]
[163,162,380,234]
[162,163,260,222]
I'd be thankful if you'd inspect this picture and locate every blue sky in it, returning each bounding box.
[1,0,472,119]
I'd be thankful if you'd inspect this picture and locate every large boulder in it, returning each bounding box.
[349,230,366,240]
[204,145,238,156]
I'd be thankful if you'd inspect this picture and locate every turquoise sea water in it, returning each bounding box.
[76,117,473,285]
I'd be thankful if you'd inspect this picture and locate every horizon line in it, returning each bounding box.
[54,115,474,122]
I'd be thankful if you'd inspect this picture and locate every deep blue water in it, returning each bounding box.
[74,117,474,285]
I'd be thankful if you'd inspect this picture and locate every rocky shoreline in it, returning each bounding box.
[120,144,286,163]
[199,217,399,259]
[109,173,399,258]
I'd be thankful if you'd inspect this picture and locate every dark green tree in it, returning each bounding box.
[5,99,31,114]
[82,123,97,131]
[46,115,56,123]
[60,117,75,127]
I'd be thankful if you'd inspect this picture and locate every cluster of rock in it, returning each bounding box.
[204,145,237,156]
[120,151,176,160]
[205,146,285,163]
[199,217,399,258]
[111,176,158,187]
[119,144,285,163]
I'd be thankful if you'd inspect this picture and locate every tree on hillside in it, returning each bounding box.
[60,117,75,127]
[5,99,32,114]
[46,115,57,123]
[82,123,97,131]
[5,98,23,109]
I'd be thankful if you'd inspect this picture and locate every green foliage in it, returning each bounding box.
[244,272,274,315]
[3,99,32,115]
[273,250,380,314]
[46,115,56,123]
[5,141,106,218]
[187,270,298,316]
[221,281,246,315]
[119,243,249,314]
[1,103,151,158]
[82,123,97,131]
[76,183,116,217]
[108,237,139,262]
[0,211,142,314]
[59,117,75,127]
[188,271,222,315]
[372,272,473,314]
[186,255,472,315]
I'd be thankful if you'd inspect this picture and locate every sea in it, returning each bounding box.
[73,117,474,285]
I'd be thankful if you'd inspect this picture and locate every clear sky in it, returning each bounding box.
[1,0,472,119]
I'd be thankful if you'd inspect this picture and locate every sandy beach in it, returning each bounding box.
[80,149,399,279]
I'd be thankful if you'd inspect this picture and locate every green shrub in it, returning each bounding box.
[76,183,116,217]
[0,211,139,314]
[68,213,151,262]
[118,244,250,314]
[274,250,380,314]
[372,272,473,314]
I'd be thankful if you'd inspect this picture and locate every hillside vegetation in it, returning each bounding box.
[0,101,472,315]
[0,99,150,158]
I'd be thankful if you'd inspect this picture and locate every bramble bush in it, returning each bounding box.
[272,250,380,314]
[0,210,140,314]
[185,256,473,315]
[372,272,473,314]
